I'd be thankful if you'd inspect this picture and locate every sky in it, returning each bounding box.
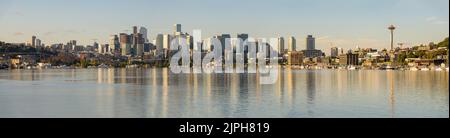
[0,0,448,53]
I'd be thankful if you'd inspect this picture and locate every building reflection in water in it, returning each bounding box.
[305,70,316,116]
[387,71,395,118]
[81,68,448,118]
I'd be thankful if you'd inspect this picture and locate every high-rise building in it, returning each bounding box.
[306,35,315,50]
[99,44,109,54]
[303,35,323,58]
[120,33,131,56]
[174,24,181,35]
[35,39,41,47]
[93,42,99,49]
[136,33,144,57]
[331,47,339,58]
[237,33,249,53]
[139,27,149,42]
[221,34,231,59]
[237,34,249,43]
[109,35,120,55]
[31,36,36,47]
[186,34,193,50]
[69,40,77,46]
[288,36,296,52]
[69,40,77,51]
[155,34,164,51]
[202,38,211,51]
[277,37,285,53]
[163,34,172,50]
[339,53,359,65]
[338,47,344,55]
[133,26,138,35]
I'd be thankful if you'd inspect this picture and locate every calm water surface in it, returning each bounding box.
[0,68,448,118]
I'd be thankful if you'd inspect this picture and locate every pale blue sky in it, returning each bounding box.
[0,0,448,52]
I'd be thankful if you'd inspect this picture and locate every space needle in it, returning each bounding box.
[388,25,396,50]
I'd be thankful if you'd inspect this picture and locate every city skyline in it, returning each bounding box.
[0,0,449,53]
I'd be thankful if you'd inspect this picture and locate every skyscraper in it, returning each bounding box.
[133,26,138,35]
[93,42,99,49]
[306,35,315,50]
[109,35,120,55]
[331,47,339,58]
[202,38,212,51]
[35,39,41,47]
[237,34,249,42]
[120,33,131,56]
[303,35,323,58]
[237,33,249,53]
[136,33,144,57]
[99,44,109,54]
[69,40,77,51]
[155,34,164,51]
[139,27,149,42]
[221,34,231,60]
[31,36,36,47]
[277,37,285,53]
[174,24,181,35]
[186,34,193,50]
[163,34,172,50]
[288,36,296,52]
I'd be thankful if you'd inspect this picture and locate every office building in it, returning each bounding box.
[155,34,164,51]
[31,36,36,47]
[139,27,148,42]
[35,39,41,47]
[99,44,109,54]
[163,34,172,50]
[120,33,131,56]
[288,51,304,65]
[339,53,359,65]
[331,47,339,58]
[237,33,249,53]
[136,33,144,57]
[307,35,315,50]
[288,36,296,52]
[109,35,120,55]
[174,24,181,35]
[277,37,287,54]
[303,35,323,58]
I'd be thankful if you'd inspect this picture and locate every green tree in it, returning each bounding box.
[437,37,448,48]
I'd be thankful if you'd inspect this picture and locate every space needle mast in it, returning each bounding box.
[388,25,396,51]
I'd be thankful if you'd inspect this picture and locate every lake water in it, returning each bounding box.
[0,68,448,118]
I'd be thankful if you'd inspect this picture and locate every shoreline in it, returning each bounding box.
[1,65,449,72]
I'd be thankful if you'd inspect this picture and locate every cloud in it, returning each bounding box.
[13,32,24,36]
[65,30,79,34]
[317,36,330,40]
[44,32,54,36]
[426,16,449,25]
[14,11,24,16]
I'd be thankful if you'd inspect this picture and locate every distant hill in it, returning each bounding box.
[438,37,448,48]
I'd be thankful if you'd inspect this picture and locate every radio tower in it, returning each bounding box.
[388,25,396,51]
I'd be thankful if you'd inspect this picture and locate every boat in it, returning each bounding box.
[410,67,418,71]
[435,68,443,71]
[420,67,430,71]
[348,66,356,70]
[384,65,395,70]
